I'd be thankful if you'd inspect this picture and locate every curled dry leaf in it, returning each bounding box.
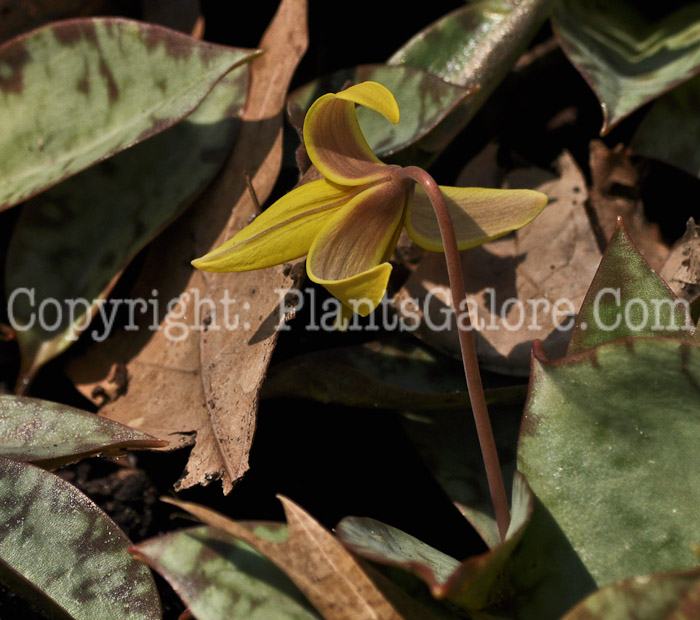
[66,0,309,493]
[163,496,409,620]
[393,150,601,375]
[660,218,700,302]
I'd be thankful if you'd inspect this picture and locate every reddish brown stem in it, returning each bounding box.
[399,166,511,541]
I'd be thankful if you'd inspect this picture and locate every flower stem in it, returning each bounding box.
[400,166,511,541]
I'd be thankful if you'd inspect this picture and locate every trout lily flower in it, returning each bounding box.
[192,81,547,325]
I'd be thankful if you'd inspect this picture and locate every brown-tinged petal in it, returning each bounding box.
[307,180,407,315]
[303,82,399,186]
[406,185,548,251]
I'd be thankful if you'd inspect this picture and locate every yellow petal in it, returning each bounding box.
[192,179,357,272]
[335,81,400,125]
[307,180,407,315]
[406,185,548,252]
[303,82,399,186]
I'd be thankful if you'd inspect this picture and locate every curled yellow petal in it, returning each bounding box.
[192,179,357,272]
[334,81,400,125]
[303,82,399,186]
[307,180,407,314]
[406,185,548,252]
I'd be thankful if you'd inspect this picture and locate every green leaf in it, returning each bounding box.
[399,401,524,550]
[0,394,166,468]
[0,455,161,619]
[568,219,694,354]
[388,0,556,155]
[519,337,700,588]
[132,524,322,620]
[560,567,700,619]
[288,64,472,157]
[502,492,597,620]
[0,17,259,211]
[632,75,700,180]
[6,63,251,386]
[552,0,700,134]
[336,473,534,611]
[262,336,526,411]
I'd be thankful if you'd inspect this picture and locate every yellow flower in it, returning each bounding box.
[192,81,547,324]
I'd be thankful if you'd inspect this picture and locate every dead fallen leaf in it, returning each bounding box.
[66,0,308,492]
[588,140,669,270]
[163,495,409,620]
[660,218,700,301]
[393,151,601,375]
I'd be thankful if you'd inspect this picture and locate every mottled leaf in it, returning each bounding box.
[388,0,556,155]
[0,17,258,210]
[132,524,322,620]
[519,337,700,587]
[6,61,251,388]
[66,0,309,493]
[632,75,700,179]
[568,219,693,354]
[288,64,472,157]
[0,394,165,468]
[337,473,534,611]
[262,336,525,410]
[552,0,700,134]
[164,496,408,620]
[561,567,700,620]
[0,455,161,619]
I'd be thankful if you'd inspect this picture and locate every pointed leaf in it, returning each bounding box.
[6,62,251,386]
[289,64,473,157]
[552,0,700,134]
[164,496,408,620]
[519,338,700,587]
[132,524,322,620]
[632,75,700,180]
[0,17,258,211]
[0,456,161,619]
[0,394,166,468]
[568,219,693,354]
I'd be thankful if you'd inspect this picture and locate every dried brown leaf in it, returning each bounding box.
[393,151,601,375]
[660,218,700,302]
[163,496,409,620]
[588,140,669,270]
[66,0,308,492]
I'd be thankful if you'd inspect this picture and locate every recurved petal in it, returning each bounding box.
[192,179,357,272]
[307,180,407,315]
[303,82,399,186]
[406,185,548,252]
